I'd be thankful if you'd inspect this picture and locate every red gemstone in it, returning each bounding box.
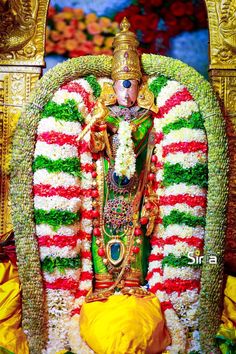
[151,155,157,163]
[145,202,153,210]
[92,171,97,179]
[92,153,100,160]
[140,217,149,225]
[91,189,99,198]
[92,210,100,218]
[93,227,101,236]
[98,123,107,131]
[132,246,140,254]
[134,227,142,236]
[148,173,155,181]
[98,248,105,257]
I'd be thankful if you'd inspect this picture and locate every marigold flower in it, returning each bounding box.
[74,8,84,20]
[74,30,87,44]
[50,30,61,42]
[86,13,97,24]
[45,40,55,54]
[65,39,78,51]
[55,21,67,32]
[87,22,101,35]
[93,34,104,46]
[64,25,76,39]
[99,17,111,29]
[104,37,114,49]
[54,42,66,55]
[78,22,86,31]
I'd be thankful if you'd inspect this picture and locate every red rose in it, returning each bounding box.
[146,13,159,30]
[150,0,163,6]
[47,6,56,19]
[170,1,186,17]
[164,13,179,35]
[130,14,147,31]
[143,30,157,43]
[185,2,194,15]
[69,49,87,57]
[179,16,194,31]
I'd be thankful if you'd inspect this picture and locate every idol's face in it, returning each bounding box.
[114,80,139,107]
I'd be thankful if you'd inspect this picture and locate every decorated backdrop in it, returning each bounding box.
[45,0,209,77]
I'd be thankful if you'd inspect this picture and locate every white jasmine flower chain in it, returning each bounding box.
[114,120,136,179]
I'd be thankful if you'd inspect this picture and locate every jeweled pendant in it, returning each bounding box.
[106,239,125,266]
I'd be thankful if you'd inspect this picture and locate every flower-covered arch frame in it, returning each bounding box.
[10,54,228,353]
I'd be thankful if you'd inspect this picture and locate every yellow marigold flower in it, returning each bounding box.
[62,11,74,20]
[75,30,87,43]
[78,21,86,30]
[74,8,84,20]
[50,30,61,42]
[65,39,78,51]
[93,34,104,46]
[87,22,101,35]
[104,37,114,49]
[99,17,111,29]
[55,21,67,32]
[86,13,97,24]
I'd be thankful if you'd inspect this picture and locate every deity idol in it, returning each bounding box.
[9,15,227,354]
[78,18,171,353]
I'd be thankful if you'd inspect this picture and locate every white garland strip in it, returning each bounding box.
[163,266,201,280]
[163,243,197,257]
[160,100,198,125]
[162,225,205,240]
[40,245,78,260]
[36,223,80,237]
[34,141,78,160]
[38,117,82,135]
[80,172,93,189]
[114,121,136,179]
[74,78,94,94]
[165,151,207,168]
[52,88,84,105]
[155,80,184,107]
[164,183,206,197]
[160,204,205,217]
[34,196,81,212]
[163,128,206,145]
[42,289,74,354]
[34,170,80,187]
[44,268,81,282]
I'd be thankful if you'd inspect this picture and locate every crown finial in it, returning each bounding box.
[120,17,130,32]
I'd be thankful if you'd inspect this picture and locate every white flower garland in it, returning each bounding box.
[114,120,136,179]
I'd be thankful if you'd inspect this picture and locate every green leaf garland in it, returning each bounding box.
[33,156,81,177]
[41,99,84,123]
[34,209,80,231]
[163,210,206,228]
[41,255,81,273]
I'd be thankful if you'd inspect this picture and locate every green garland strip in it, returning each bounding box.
[85,74,101,98]
[163,210,206,228]
[163,162,208,188]
[163,112,204,135]
[148,75,169,97]
[162,253,201,268]
[33,156,81,177]
[34,209,80,231]
[41,254,81,273]
[41,99,84,122]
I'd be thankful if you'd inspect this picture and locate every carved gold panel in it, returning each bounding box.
[0,0,50,66]
[207,0,236,271]
[0,0,50,237]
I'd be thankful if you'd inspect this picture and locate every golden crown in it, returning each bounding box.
[111,17,142,81]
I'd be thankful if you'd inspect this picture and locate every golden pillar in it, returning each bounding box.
[0,0,50,239]
[205,0,236,272]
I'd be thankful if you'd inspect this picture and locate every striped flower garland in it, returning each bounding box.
[146,75,207,353]
[34,76,100,353]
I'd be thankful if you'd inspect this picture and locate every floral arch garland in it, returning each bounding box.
[10,54,228,353]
